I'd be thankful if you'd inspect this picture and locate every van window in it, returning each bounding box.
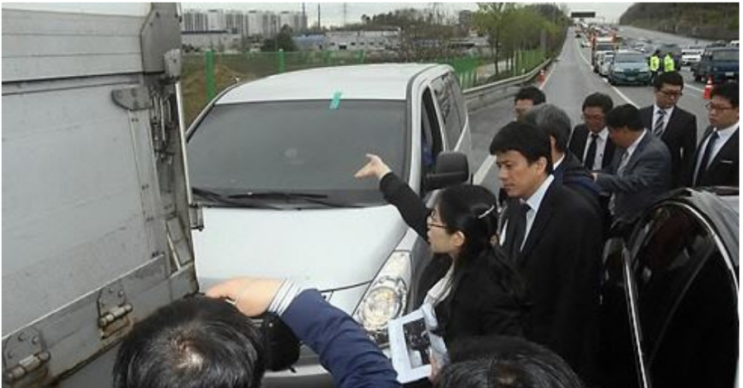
[421,88,444,180]
[431,73,464,148]
[712,50,738,61]
[629,205,737,386]
[187,100,408,205]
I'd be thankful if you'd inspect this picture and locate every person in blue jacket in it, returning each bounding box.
[113,277,400,388]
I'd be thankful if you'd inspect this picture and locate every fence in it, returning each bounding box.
[181,48,546,126]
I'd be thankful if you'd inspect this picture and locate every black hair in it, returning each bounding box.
[113,296,265,388]
[711,81,739,108]
[653,71,684,90]
[514,86,546,105]
[434,185,528,335]
[605,104,644,132]
[436,335,586,388]
[522,104,572,153]
[489,121,553,174]
[581,92,614,114]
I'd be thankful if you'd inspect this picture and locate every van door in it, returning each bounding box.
[599,237,650,388]
[627,204,738,388]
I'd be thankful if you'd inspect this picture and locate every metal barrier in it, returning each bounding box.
[463,59,551,112]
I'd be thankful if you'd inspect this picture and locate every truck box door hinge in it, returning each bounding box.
[3,328,50,386]
[97,281,133,339]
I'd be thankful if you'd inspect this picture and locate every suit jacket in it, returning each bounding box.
[569,124,616,170]
[501,181,603,385]
[379,173,526,343]
[554,152,602,212]
[640,105,697,188]
[595,131,672,221]
[284,290,400,388]
[688,126,739,187]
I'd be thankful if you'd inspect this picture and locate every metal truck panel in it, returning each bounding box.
[2,4,193,386]
[2,8,146,82]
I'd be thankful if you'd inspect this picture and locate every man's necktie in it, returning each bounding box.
[653,109,666,137]
[506,202,530,260]
[694,131,719,186]
[584,133,599,170]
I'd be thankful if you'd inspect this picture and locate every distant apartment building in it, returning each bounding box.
[325,29,401,51]
[182,8,306,37]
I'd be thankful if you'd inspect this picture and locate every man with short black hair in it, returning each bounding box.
[569,93,616,171]
[489,122,602,386]
[689,81,739,187]
[436,335,586,388]
[523,104,601,211]
[594,104,672,221]
[113,278,400,388]
[513,85,546,121]
[639,71,697,188]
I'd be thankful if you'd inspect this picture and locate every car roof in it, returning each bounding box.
[665,188,739,267]
[215,63,444,104]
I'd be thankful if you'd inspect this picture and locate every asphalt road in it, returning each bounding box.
[467,26,715,195]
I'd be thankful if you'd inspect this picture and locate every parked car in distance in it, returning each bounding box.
[681,47,704,67]
[186,63,473,385]
[693,47,740,83]
[600,187,738,388]
[593,42,617,67]
[608,51,652,86]
[597,51,616,76]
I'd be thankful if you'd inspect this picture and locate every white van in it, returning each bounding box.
[186,64,472,384]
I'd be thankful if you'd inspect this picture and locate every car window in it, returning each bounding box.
[615,54,646,63]
[187,100,408,204]
[431,72,463,148]
[712,50,739,61]
[421,88,444,184]
[600,238,648,388]
[629,204,737,388]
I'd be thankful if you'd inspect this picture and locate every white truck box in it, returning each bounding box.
[2,4,195,387]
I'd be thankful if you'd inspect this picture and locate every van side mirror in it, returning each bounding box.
[424,151,469,191]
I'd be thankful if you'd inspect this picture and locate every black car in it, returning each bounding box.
[600,188,738,388]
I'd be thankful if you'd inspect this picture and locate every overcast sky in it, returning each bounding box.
[184,2,633,25]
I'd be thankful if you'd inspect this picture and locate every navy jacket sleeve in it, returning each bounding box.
[379,172,429,239]
[281,290,401,388]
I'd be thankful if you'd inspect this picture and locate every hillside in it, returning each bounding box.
[620,3,739,41]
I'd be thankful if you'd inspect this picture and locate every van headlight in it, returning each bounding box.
[353,251,412,346]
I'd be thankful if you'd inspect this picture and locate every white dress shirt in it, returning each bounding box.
[694,122,739,177]
[582,127,610,170]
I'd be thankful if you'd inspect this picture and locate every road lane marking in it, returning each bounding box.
[473,59,554,185]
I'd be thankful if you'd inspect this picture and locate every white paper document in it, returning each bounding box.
[387,303,448,384]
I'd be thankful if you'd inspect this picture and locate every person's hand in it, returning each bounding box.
[428,351,440,383]
[592,172,598,181]
[354,154,392,180]
[205,277,283,317]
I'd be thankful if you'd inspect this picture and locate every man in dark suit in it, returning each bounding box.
[689,81,739,187]
[569,92,617,171]
[513,85,546,121]
[594,104,672,222]
[523,104,602,212]
[639,71,697,188]
[490,121,603,386]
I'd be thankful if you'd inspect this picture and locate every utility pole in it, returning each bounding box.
[317,3,321,31]
[342,3,348,27]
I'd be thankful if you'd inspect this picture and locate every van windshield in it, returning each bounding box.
[713,50,739,61]
[187,100,408,206]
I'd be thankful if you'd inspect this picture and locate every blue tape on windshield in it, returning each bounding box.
[329,91,342,109]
